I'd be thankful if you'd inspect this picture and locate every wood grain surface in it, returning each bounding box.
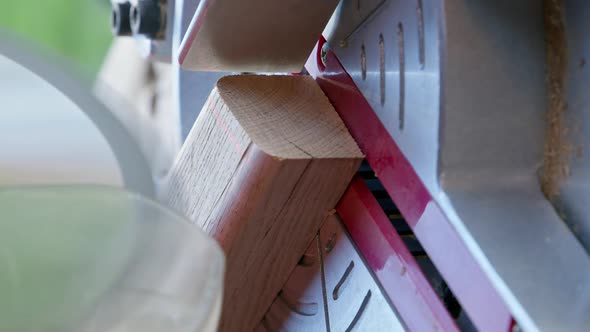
[178,0,340,72]
[165,75,362,331]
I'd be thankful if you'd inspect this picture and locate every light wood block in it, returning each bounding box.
[165,75,362,331]
[178,0,340,73]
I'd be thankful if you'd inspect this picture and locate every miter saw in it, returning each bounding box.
[105,0,590,331]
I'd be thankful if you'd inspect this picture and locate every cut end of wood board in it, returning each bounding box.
[216,75,363,160]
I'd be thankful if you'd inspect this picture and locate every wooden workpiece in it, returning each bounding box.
[165,75,362,331]
[178,0,340,72]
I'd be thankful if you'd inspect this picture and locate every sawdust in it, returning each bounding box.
[541,0,574,199]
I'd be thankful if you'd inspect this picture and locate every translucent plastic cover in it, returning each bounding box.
[0,187,224,332]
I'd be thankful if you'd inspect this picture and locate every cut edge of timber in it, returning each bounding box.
[216,75,364,160]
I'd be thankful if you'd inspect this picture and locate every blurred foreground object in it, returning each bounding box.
[95,38,179,191]
[0,39,153,196]
[0,37,224,331]
[0,188,224,332]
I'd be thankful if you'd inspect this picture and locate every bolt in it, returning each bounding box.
[111,1,132,36]
[130,0,165,38]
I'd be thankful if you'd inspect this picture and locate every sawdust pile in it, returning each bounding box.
[541,0,573,199]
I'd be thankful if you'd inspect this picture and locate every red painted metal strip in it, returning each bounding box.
[307,39,512,332]
[413,202,512,331]
[338,176,459,332]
